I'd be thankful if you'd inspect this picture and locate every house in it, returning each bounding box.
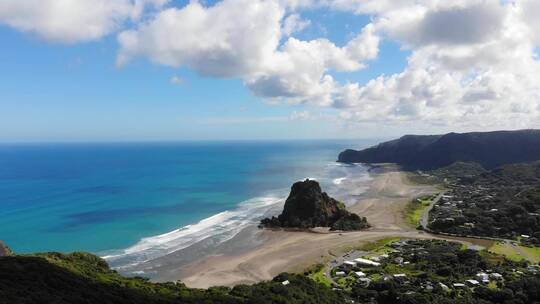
[335,271,346,277]
[490,273,503,280]
[354,271,366,278]
[342,261,357,270]
[354,258,381,267]
[466,279,480,286]
[521,235,530,239]
[282,280,290,286]
[453,283,466,288]
[371,254,389,262]
[394,257,404,264]
[476,272,489,282]
[439,283,450,291]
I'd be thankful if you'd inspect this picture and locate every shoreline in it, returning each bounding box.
[152,164,446,288]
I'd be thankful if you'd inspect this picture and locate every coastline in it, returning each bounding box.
[152,164,443,287]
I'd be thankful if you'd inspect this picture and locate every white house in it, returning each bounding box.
[282,280,290,286]
[342,261,357,270]
[466,279,480,286]
[335,271,346,277]
[354,271,366,278]
[354,258,381,267]
[453,283,466,288]
[490,273,503,280]
[476,272,489,282]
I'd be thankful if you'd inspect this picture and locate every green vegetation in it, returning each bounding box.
[488,242,540,263]
[331,213,369,231]
[488,242,526,262]
[3,239,540,303]
[521,246,540,263]
[305,263,332,287]
[343,239,540,303]
[428,161,540,245]
[0,252,346,304]
[404,195,436,227]
[360,237,401,252]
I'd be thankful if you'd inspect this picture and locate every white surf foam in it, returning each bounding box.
[103,162,374,271]
[332,177,347,185]
[103,196,284,269]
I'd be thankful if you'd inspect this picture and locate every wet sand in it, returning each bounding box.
[152,164,457,287]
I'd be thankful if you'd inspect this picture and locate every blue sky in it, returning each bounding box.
[0,2,410,142]
[0,0,538,141]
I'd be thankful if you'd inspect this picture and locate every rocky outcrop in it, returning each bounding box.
[0,241,12,257]
[260,179,369,231]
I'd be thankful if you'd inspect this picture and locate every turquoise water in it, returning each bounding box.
[0,140,375,255]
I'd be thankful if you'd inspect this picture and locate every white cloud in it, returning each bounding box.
[118,0,380,106]
[6,0,539,131]
[323,0,540,129]
[282,13,311,36]
[117,0,283,77]
[0,0,167,43]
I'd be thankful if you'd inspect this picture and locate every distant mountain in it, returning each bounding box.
[338,129,540,170]
[260,179,369,231]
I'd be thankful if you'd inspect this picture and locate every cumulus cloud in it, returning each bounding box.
[319,0,540,129]
[5,0,539,130]
[0,0,167,43]
[117,0,283,76]
[114,0,540,129]
[117,0,380,106]
[388,2,506,47]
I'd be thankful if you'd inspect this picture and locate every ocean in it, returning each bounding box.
[0,140,377,272]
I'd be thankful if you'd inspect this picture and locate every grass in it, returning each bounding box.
[520,246,540,263]
[404,195,435,227]
[335,275,357,290]
[306,263,332,287]
[487,281,498,290]
[487,242,540,263]
[488,242,523,261]
[360,237,401,252]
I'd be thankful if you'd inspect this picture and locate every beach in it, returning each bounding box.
[150,165,445,287]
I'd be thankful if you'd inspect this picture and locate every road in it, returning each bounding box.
[419,192,445,229]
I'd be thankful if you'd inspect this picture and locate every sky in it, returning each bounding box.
[1,0,539,142]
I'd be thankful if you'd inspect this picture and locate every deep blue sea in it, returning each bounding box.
[0,140,376,265]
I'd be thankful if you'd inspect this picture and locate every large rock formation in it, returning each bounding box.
[260,179,369,231]
[338,129,540,170]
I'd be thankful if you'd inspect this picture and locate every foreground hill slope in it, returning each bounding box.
[339,129,540,170]
[0,252,344,304]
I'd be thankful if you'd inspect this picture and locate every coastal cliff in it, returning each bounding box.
[338,129,540,170]
[260,179,369,230]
